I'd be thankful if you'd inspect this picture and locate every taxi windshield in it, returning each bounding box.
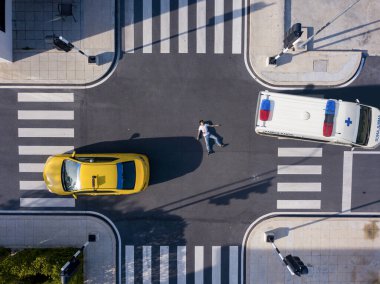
[117,161,136,190]
[62,159,81,191]
[356,105,371,146]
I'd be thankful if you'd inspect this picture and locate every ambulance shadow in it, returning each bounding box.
[74,135,203,185]
[290,85,380,109]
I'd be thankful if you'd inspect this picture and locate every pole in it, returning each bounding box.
[267,237,295,276]
[268,0,362,65]
[298,0,362,49]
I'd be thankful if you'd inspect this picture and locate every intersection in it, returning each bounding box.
[0,0,380,283]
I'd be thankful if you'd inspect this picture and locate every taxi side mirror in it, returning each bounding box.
[71,151,76,158]
[355,99,360,104]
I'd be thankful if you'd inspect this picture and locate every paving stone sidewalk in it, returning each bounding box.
[247,0,380,87]
[244,214,380,283]
[0,0,116,86]
[0,212,119,284]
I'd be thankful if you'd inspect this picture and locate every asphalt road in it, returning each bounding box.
[1,52,380,282]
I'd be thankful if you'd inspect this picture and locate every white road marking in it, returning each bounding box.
[18,92,74,102]
[20,181,46,190]
[177,246,186,284]
[18,128,74,138]
[125,245,134,284]
[178,0,188,53]
[277,165,322,175]
[194,246,204,284]
[212,246,221,284]
[160,0,171,53]
[277,200,321,209]
[342,151,353,212]
[18,110,74,120]
[124,0,135,53]
[196,0,206,53]
[160,246,169,284]
[143,0,152,53]
[214,0,224,53]
[277,183,321,192]
[232,0,242,54]
[142,246,152,284]
[20,198,75,207]
[19,163,44,172]
[229,246,239,284]
[278,147,323,157]
[18,146,73,155]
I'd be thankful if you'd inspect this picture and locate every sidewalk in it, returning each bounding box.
[247,0,380,87]
[0,0,116,86]
[0,211,119,284]
[244,214,380,283]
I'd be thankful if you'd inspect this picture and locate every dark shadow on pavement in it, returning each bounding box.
[73,136,203,185]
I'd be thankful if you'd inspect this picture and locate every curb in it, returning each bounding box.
[0,210,121,284]
[240,211,380,284]
[0,0,121,90]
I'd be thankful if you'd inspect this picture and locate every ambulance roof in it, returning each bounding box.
[255,91,360,143]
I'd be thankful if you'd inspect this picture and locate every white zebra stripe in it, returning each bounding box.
[20,181,46,190]
[214,0,224,53]
[18,93,74,102]
[277,165,322,175]
[125,245,134,284]
[277,200,321,209]
[194,246,204,284]
[277,183,321,192]
[124,0,134,53]
[278,147,323,157]
[232,0,242,54]
[19,163,44,172]
[18,128,74,138]
[178,0,188,53]
[196,0,206,53]
[212,246,221,284]
[20,198,75,207]
[160,246,169,284]
[160,0,171,53]
[18,146,73,155]
[142,246,152,284]
[229,246,239,284]
[18,110,74,120]
[143,0,152,53]
[177,246,187,284]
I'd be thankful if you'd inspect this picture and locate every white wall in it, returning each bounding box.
[0,0,12,62]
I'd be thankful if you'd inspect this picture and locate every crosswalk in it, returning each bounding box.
[17,92,76,208]
[125,245,240,284]
[123,0,244,54]
[276,146,323,210]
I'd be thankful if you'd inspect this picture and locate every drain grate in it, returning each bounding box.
[313,60,328,72]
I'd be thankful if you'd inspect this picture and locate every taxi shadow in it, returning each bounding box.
[73,135,203,185]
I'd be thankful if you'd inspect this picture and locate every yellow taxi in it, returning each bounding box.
[43,152,149,198]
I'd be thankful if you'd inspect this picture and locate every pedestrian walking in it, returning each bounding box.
[197,120,225,155]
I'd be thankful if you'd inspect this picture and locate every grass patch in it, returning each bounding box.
[0,247,83,284]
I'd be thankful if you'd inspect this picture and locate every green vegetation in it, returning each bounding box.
[0,247,83,284]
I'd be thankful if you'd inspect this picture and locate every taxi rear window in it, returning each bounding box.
[116,162,136,190]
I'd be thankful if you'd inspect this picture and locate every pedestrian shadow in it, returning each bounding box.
[73,135,203,185]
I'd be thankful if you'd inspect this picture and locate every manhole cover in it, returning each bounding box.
[313,60,328,72]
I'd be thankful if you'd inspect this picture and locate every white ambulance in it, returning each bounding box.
[255,91,380,149]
